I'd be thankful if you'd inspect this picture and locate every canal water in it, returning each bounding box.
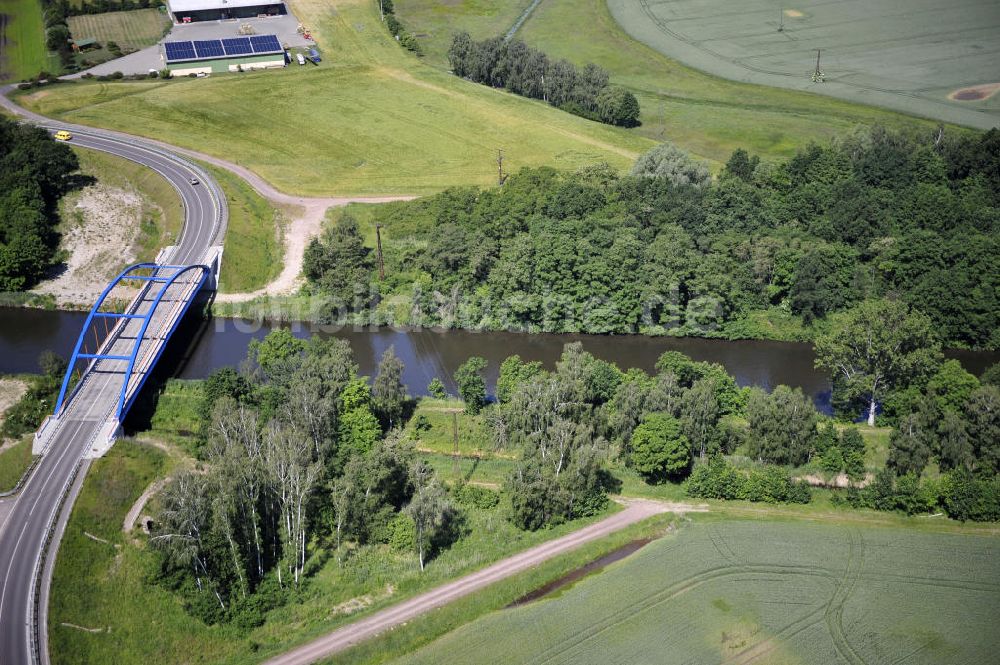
[2,307,996,413]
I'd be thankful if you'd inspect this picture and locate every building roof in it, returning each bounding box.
[164,34,283,62]
[168,0,283,13]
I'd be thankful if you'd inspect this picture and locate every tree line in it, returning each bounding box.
[150,333,462,627]
[0,118,79,290]
[449,326,999,523]
[447,32,640,127]
[304,126,999,350]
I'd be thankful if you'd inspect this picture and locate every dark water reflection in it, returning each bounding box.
[2,308,997,415]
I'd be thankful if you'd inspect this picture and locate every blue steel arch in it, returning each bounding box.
[55,262,210,421]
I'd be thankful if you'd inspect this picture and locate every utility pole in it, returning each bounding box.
[811,49,824,83]
[375,223,385,281]
[778,8,784,32]
[497,148,506,186]
[379,0,384,21]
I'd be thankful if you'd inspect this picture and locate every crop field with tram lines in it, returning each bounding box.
[607,0,1000,129]
[394,519,1000,665]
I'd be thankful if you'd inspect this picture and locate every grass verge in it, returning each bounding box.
[322,512,676,665]
[202,162,284,293]
[0,436,34,491]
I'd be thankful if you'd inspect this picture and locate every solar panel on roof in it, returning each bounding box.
[222,37,252,56]
[164,41,196,61]
[194,39,225,58]
[249,34,282,53]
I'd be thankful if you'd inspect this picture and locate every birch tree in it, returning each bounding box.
[815,299,941,426]
[264,422,320,587]
[373,345,406,429]
[151,472,226,610]
[405,465,453,571]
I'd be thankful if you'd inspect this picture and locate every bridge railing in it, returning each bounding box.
[53,262,210,423]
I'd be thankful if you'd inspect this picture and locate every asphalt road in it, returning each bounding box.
[0,87,226,665]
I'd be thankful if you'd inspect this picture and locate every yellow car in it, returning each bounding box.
[54,130,72,141]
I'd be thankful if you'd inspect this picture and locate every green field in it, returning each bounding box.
[14,0,650,197]
[404,398,497,458]
[396,518,1000,665]
[608,0,1000,130]
[0,0,56,81]
[396,0,954,165]
[391,0,534,64]
[67,9,170,51]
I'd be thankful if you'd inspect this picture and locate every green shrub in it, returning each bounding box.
[453,482,500,510]
[686,456,811,504]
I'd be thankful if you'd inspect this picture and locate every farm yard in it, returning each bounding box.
[396,519,1000,665]
[67,9,170,53]
[608,0,1000,129]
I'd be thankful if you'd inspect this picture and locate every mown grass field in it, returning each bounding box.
[404,398,497,458]
[0,0,56,81]
[67,146,184,263]
[67,9,170,51]
[395,0,953,165]
[14,0,650,197]
[396,518,1000,665]
[391,0,533,64]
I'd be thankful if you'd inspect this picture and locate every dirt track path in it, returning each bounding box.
[263,498,705,665]
[118,145,417,301]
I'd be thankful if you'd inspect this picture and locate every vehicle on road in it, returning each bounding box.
[54,130,72,141]
[189,177,199,185]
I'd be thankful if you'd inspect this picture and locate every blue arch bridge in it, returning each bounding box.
[34,250,220,458]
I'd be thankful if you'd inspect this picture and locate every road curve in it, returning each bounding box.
[0,85,226,665]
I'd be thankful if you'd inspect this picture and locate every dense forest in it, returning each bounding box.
[304,126,1000,349]
[0,118,78,290]
[447,32,640,127]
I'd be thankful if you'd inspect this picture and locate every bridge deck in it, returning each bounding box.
[36,260,212,457]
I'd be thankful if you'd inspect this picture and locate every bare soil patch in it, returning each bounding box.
[32,183,145,307]
[949,83,1000,101]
